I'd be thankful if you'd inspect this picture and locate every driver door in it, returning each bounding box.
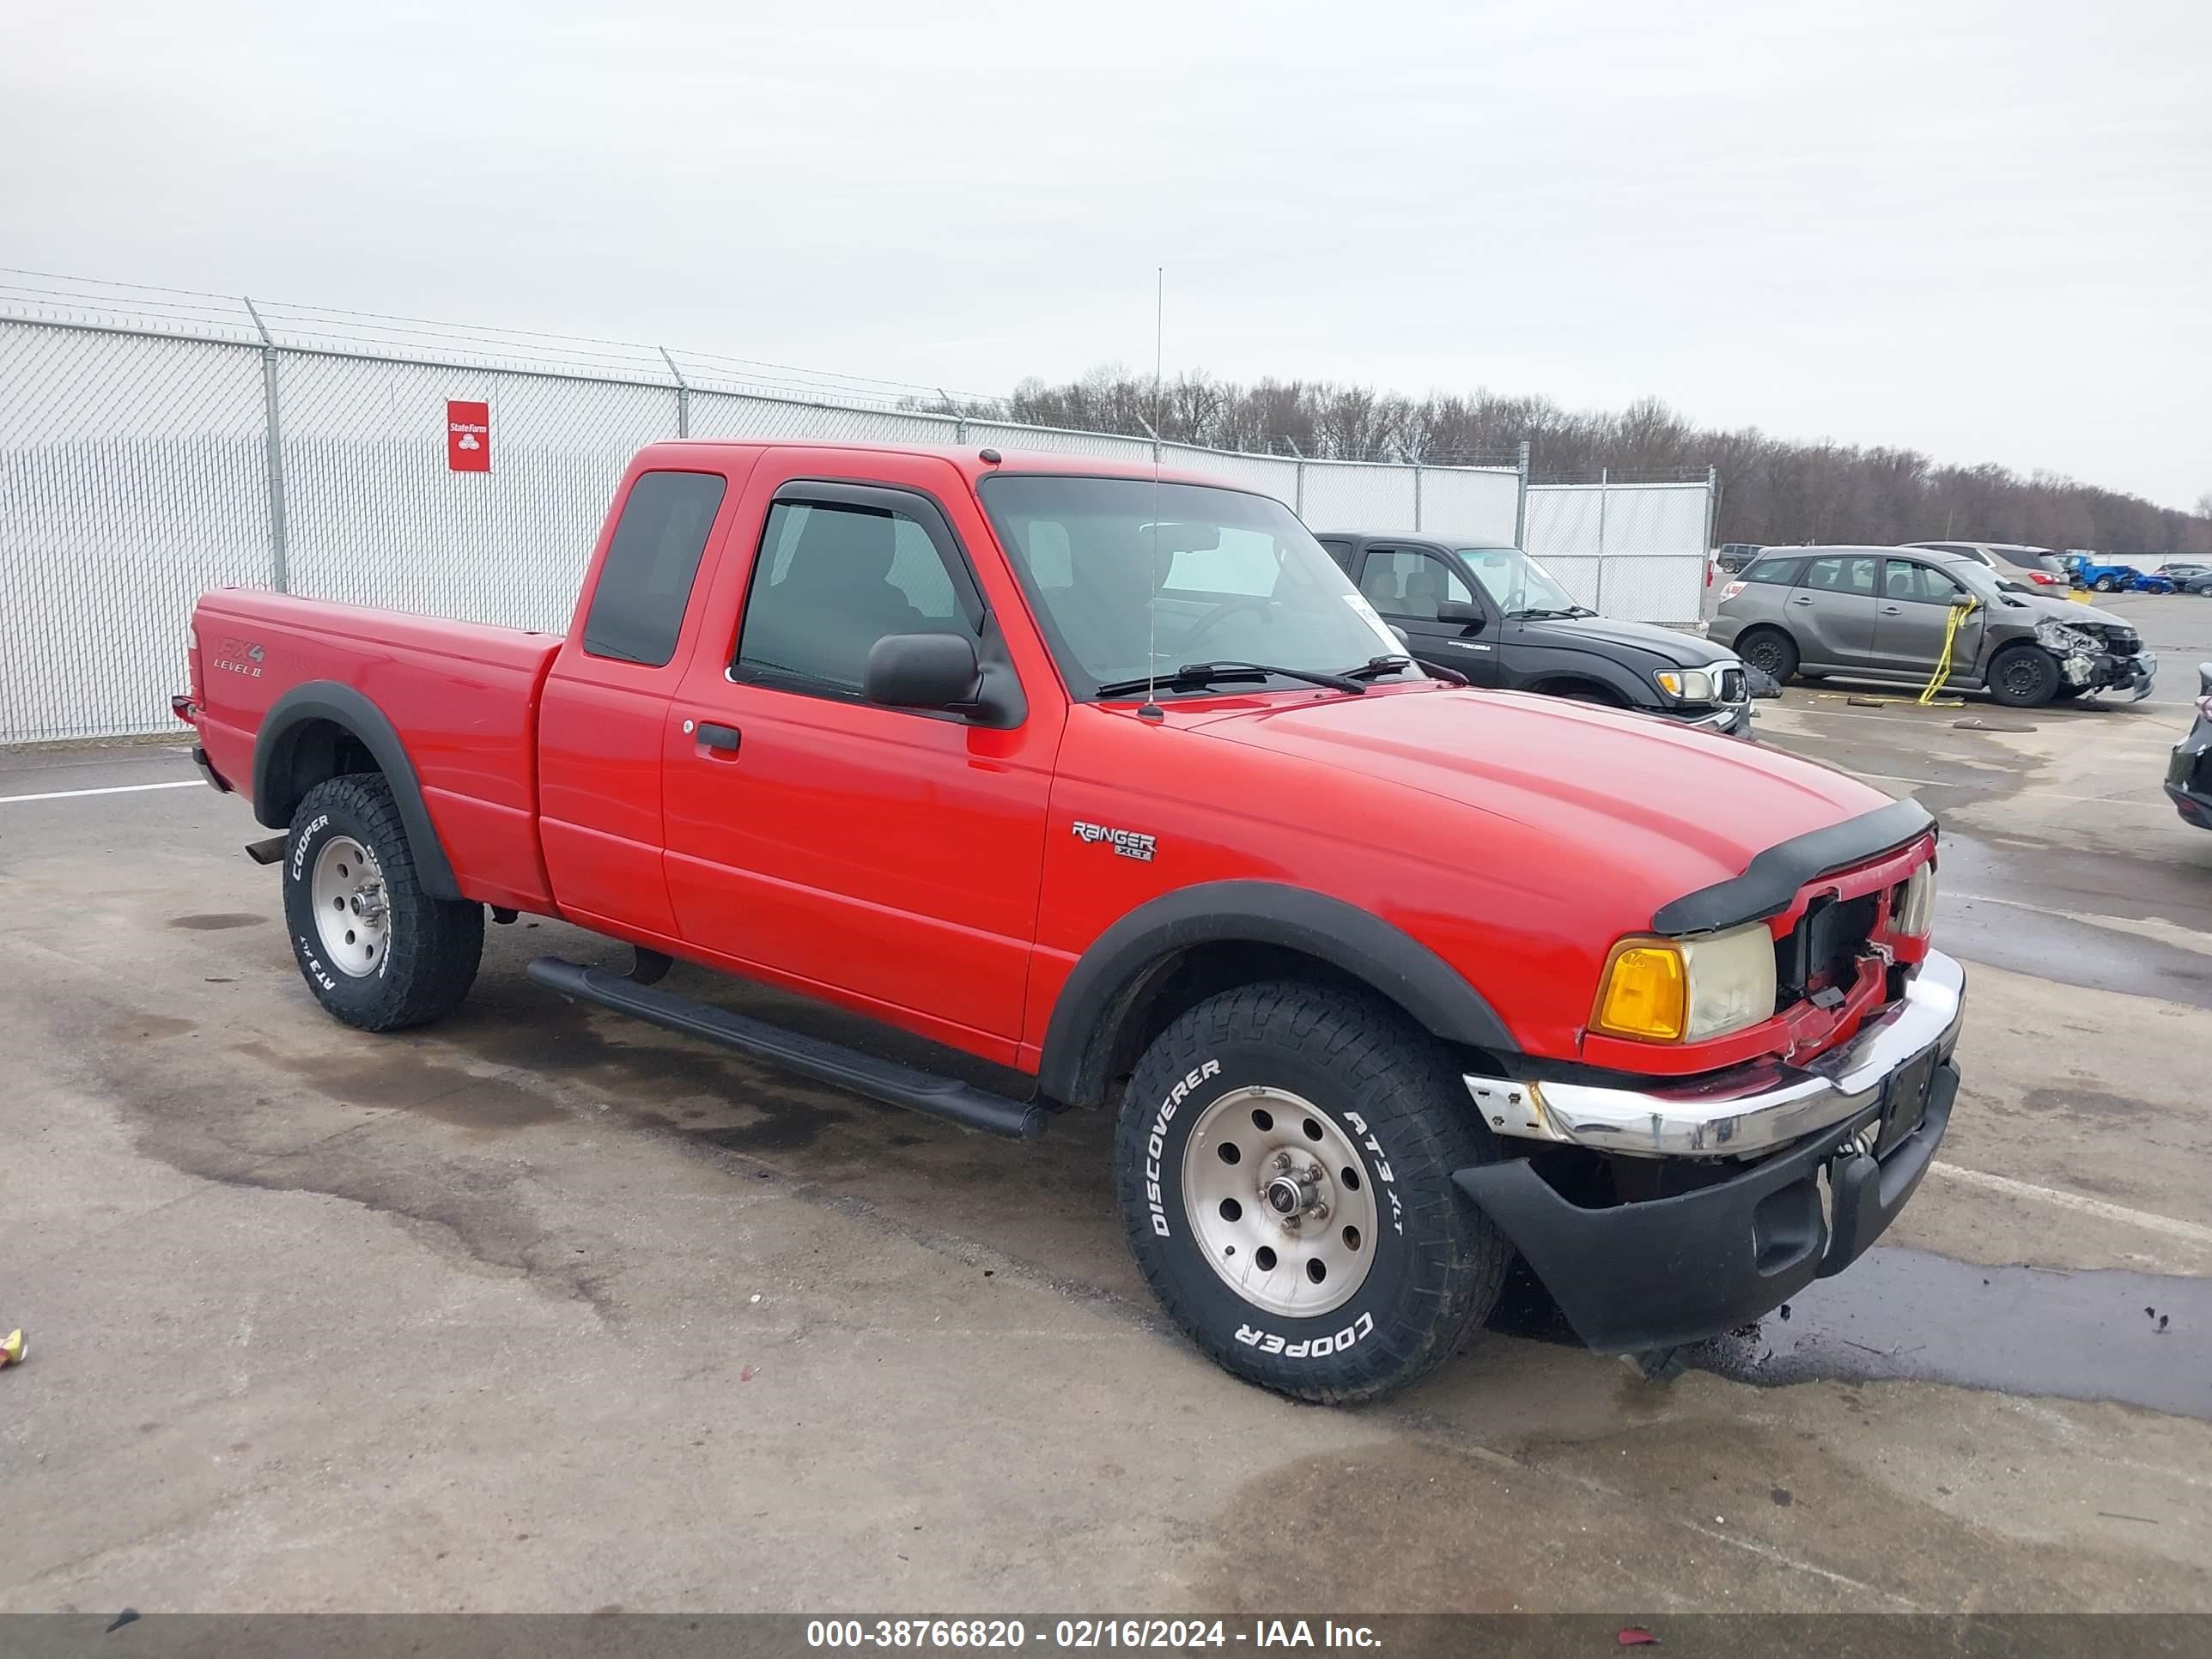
[1354,545,1498,686]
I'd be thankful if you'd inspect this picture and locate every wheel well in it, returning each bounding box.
[1067,939,1461,1112]
[1532,676,1626,706]
[260,717,381,827]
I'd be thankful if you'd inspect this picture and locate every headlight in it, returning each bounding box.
[2034,617,2096,655]
[1893,864,1936,938]
[1653,668,1717,702]
[1592,923,1778,1043]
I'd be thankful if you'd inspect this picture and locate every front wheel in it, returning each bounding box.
[283,774,483,1031]
[1115,982,1511,1402]
[2094,575,2118,592]
[1988,645,2062,708]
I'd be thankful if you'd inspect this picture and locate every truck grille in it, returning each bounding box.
[1773,890,1879,1008]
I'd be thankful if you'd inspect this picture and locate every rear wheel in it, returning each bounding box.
[283,774,483,1031]
[1988,645,2062,708]
[2094,575,2118,592]
[1735,628,1798,685]
[1115,981,1511,1403]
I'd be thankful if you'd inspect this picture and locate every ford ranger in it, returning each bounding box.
[178,441,1964,1402]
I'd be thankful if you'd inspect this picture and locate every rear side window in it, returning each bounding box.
[581,471,727,665]
[1802,556,1878,595]
[1740,556,1802,585]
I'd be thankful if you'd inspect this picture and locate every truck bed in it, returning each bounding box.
[190,590,563,913]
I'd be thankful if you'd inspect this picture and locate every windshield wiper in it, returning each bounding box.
[1093,660,1369,698]
[1505,606,1590,621]
[1340,654,1419,681]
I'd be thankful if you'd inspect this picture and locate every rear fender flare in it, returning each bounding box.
[1036,880,1517,1107]
[251,681,462,899]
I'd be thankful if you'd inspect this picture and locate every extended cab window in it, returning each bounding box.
[581,471,728,665]
[1358,550,1472,620]
[734,498,978,696]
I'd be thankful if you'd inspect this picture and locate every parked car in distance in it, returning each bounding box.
[177,441,1966,1403]
[2064,553,2175,595]
[2160,562,2212,596]
[1903,540,2071,591]
[1316,532,1755,736]
[1712,545,2156,707]
[2167,663,2212,830]
[1712,543,1764,573]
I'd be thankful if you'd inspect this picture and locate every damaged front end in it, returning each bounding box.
[2034,617,2158,701]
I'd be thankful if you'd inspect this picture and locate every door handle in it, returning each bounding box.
[1881,605,1902,614]
[1789,595,1814,605]
[694,720,740,754]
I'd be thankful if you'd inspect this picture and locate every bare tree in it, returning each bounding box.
[999,366,2212,553]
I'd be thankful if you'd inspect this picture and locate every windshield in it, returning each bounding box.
[1456,547,1586,616]
[979,476,1411,698]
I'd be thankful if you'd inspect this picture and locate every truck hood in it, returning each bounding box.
[1510,612,1732,667]
[1194,686,1894,910]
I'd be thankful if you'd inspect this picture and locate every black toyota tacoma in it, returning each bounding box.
[1318,532,1758,736]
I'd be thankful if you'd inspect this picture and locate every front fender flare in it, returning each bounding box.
[1036,880,1518,1107]
[251,681,462,899]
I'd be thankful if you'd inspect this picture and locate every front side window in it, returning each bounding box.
[581,471,728,665]
[734,499,977,696]
[1883,560,1966,605]
[1803,556,1879,595]
[979,476,1406,698]
[1457,547,1588,617]
[1358,550,1473,620]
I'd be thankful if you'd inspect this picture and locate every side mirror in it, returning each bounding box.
[1436,600,1486,629]
[1949,593,1976,609]
[2198,661,2212,698]
[1389,624,1412,648]
[865,633,981,712]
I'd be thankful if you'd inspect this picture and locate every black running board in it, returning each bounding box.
[526,956,1048,1140]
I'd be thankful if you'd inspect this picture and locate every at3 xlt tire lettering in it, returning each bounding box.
[1114,981,1511,1403]
[282,773,485,1032]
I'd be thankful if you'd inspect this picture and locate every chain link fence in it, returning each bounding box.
[0,277,1715,744]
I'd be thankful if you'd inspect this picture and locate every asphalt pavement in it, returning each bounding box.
[3,638,2210,1613]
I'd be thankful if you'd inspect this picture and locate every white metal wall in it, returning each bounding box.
[1523,481,1711,628]
[0,312,1711,744]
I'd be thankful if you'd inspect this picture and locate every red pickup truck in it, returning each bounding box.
[179,441,1964,1401]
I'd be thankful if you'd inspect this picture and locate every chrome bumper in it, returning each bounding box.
[1465,951,1966,1158]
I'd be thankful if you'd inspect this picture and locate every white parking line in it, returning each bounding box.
[0,780,203,805]
[1928,1162,2212,1247]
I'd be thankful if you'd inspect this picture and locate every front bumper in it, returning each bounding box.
[1672,699,1754,738]
[1463,951,1964,1158]
[1452,951,1965,1354]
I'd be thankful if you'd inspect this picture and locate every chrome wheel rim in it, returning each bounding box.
[1180,1085,1379,1318]
[311,836,387,977]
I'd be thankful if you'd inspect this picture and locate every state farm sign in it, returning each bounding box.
[447,400,489,471]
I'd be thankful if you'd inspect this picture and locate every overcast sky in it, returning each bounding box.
[6,0,2208,507]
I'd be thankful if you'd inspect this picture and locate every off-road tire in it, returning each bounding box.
[1115,981,1512,1403]
[283,774,483,1031]
[1988,644,2061,708]
[1735,627,1798,685]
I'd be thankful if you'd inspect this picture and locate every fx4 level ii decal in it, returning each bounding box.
[1072,820,1157,861]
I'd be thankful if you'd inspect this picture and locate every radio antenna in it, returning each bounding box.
[1139,265,1166,722]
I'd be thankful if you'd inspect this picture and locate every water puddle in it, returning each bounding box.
[1687,1245,2212,1420]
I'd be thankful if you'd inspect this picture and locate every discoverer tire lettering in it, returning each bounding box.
[1114,980,1511,1402]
